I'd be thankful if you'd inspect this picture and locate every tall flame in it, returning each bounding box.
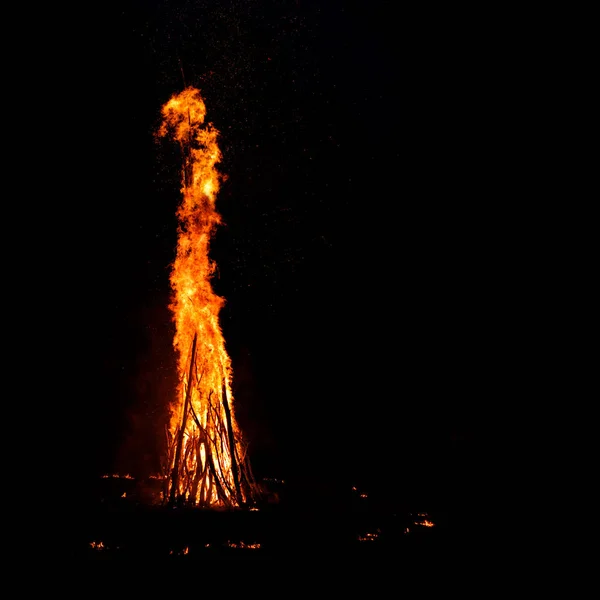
[157,87,254,507]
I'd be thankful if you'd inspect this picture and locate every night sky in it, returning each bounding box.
[52,1,529,511]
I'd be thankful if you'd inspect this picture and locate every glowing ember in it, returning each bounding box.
[413,513,435,527]
[89,541,105,550]
[358,531,380,542]
[157,87,258,508]
[226,541,261,550]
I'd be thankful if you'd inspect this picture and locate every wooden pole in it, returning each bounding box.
[222,381,242,505]
[169,332,198,505]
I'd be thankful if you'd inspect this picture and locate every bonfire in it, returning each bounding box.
[157,87,259,508]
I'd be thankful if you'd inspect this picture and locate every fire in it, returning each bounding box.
[157,87,257,508]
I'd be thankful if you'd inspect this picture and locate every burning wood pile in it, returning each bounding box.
[157,87,259,508]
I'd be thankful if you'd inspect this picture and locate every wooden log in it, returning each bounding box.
[222,381,243,505]
[193,440,210,506]
[206,445,229,506]
[169,332,198,505]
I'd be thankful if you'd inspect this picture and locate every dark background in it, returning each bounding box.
[45,1,540,514]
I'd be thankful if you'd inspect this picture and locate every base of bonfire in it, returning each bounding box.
[75,474,466,561]
[98,473,274,508]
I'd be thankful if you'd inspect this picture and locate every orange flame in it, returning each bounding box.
[158,87,254,508]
